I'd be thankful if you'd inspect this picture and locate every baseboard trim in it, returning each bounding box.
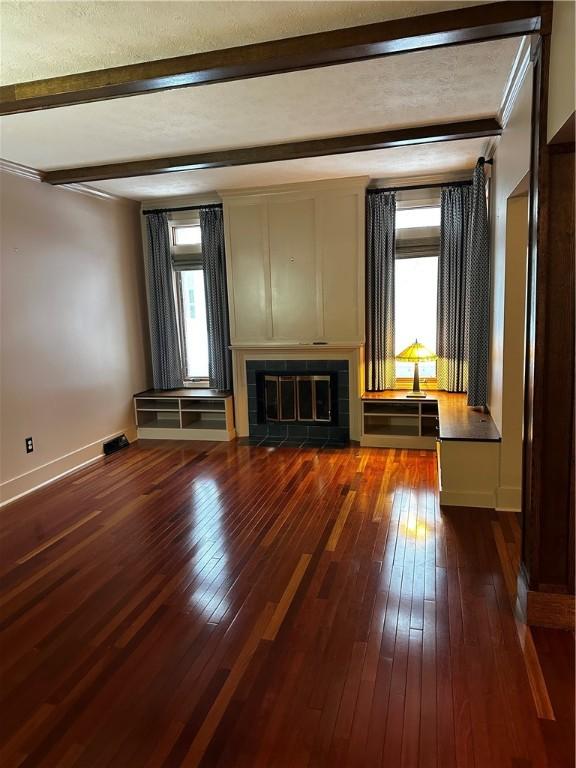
[0,426,137,506]
[439,489,495,509]
[496,485,522,512]
[526,590,576,631]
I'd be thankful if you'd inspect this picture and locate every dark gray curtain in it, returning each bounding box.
[466,160,490,407]
[366,191,396,391]
[200,207,232,391]
[437,185,472,392]
[144,212,183,389]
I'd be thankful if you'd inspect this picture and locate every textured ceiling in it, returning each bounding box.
[0,38,520,171]
[82,137,490,199]
[1,0,490,85]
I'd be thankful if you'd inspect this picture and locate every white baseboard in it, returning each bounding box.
[136,427,236,441]
[439,489,496,509]
[0,426,137,507]
[496,485,522,512]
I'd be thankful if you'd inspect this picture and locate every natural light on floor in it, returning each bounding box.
[395,256,438,379]
[180,269,209,379]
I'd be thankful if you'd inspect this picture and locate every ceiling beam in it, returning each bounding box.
[42,119,502,185]
[0,2,545,116]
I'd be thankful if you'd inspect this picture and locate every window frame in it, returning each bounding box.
[174,267,210,387]
[394,195,441,389]
[169,212,209,388]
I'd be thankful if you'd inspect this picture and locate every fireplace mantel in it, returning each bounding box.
[230,343,364,440]
[229,343,364,352]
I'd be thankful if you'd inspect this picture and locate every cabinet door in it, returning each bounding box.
[319,192,363,342]
[225,199,270,342]
[268,197,319,340]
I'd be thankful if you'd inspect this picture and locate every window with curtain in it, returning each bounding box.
[170,217,210,383]
[394,201,441,382]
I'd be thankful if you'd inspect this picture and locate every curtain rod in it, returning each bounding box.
[142,203,222,215]
[367,180,473,193]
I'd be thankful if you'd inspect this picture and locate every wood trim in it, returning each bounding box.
[526,590,576,631]
[0,2,545,116]
[522,1,575,598]
[42,119,502,185]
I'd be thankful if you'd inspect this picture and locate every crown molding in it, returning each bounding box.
[498,35,532,128]
[369,170,472,190]
[0,158,42,182]
[0,158,127,202]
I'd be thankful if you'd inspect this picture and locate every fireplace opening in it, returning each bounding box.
[258,372,338,425]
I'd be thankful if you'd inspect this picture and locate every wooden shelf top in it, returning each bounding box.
[134,388,232,399]
[362,390,501,442]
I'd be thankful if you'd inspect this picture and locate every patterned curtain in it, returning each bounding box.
[200,207,232,391]
[366,191,396,391]
[437,185,472,392]
[466,160,490,407]
[144,212,183,389]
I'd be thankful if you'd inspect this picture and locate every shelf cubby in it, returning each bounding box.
[133,389,235,442]
[361,396,439,449]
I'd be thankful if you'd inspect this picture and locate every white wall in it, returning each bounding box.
[488,67,533,510]
[0,171,150,503]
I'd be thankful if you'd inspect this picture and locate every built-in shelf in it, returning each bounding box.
[134,389,235,441]
[361,397,438,448]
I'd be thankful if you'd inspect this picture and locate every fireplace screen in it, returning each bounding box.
[264,375,332,423]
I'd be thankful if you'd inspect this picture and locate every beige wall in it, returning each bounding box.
[548,0,576,142]
[488,67,533,510]
[0,171,150,503]
[498,194,529,508]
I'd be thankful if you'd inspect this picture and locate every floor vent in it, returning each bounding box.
[103,434,130,456]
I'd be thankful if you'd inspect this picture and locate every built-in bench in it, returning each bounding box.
[133,389,235,441]
[361,391,501,509]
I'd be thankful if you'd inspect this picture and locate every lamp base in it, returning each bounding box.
[406,392,427,399]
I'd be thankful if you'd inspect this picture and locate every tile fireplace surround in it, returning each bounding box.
[230,344,364,443]
[247,360,349,444]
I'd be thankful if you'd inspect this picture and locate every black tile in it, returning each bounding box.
[267,424,288,437]
[250,425,267,437]
[308,426,332,438]
[287,425,309,438]
[334,360,349,372]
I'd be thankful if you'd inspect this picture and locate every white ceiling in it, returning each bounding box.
[1,1,491,85]
[0,1,519,200]
[82,138,490,199]
[0,38,519,171]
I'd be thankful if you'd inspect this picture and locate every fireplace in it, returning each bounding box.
[260,373,337,424]
[246,360,349,445]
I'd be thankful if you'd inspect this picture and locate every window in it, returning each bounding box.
[395,205,439,381]
[176,269,209,380]
[396,206,441,229]
[170,215,209,382]
[173,224,202,247]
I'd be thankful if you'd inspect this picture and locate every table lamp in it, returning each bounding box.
[396,340,437,398]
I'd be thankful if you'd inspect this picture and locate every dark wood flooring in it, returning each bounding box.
[0,440,573,767]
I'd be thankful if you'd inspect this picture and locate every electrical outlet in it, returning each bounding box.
[25,437,34,454]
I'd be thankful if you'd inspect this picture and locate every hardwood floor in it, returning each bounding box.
[0,440,573,767]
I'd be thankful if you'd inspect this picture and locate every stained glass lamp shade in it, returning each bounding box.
[396,340,437,398]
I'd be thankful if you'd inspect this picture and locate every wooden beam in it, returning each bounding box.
[43,118,502,185]
[0,2,545,116]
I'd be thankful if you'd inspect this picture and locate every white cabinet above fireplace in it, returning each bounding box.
[222,178,367,346]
